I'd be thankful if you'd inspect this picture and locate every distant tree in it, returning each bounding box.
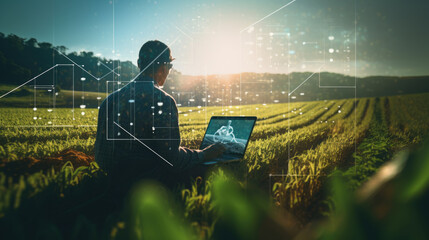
[0,32,142,92]
[54,45,68,54]
[25,38,38,48]
[79,51,94,58]
[0,51,31,85]
[38,42,52,49]
[6,34,25,51]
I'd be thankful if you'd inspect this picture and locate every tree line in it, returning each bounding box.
[0,32,138,92]
[1,32,428,107]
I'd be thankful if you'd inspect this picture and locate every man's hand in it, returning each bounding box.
[202,143,226,162]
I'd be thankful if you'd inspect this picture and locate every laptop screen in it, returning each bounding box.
[200,116,257,159]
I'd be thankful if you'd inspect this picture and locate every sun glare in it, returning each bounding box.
[200,33,242,75]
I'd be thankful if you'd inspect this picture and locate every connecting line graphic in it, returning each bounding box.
[1,64,58,99]
[174,25,193,40]
[56,49,120,80]
[56,50,119,81]
[56,50,101,80]
[0,54,123,100]
[113,121,174,167]
[240,0,297,33]
[99,66,121,80]
[288,65,324,96]
[2,36,178,101]
[173,25,194,64]
[98,60,120,76]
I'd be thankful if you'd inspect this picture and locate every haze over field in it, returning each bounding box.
[1,0,428,76]
[1,32,428,109]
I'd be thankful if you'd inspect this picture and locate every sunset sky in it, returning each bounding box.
[0,0,428,76]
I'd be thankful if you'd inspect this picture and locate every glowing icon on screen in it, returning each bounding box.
[213,120,238,144]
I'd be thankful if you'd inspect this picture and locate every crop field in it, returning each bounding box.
[1,92,429,238]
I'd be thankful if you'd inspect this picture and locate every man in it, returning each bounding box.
[94,40,224,189]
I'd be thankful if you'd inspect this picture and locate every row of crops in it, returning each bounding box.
[0,93,429,237]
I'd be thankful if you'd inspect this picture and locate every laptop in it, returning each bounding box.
[199,116,257,165]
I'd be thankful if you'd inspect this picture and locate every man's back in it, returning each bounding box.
[94,40,225,189]
[94,76,204,184]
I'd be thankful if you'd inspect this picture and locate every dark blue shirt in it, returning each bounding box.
[94,75,204,179]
